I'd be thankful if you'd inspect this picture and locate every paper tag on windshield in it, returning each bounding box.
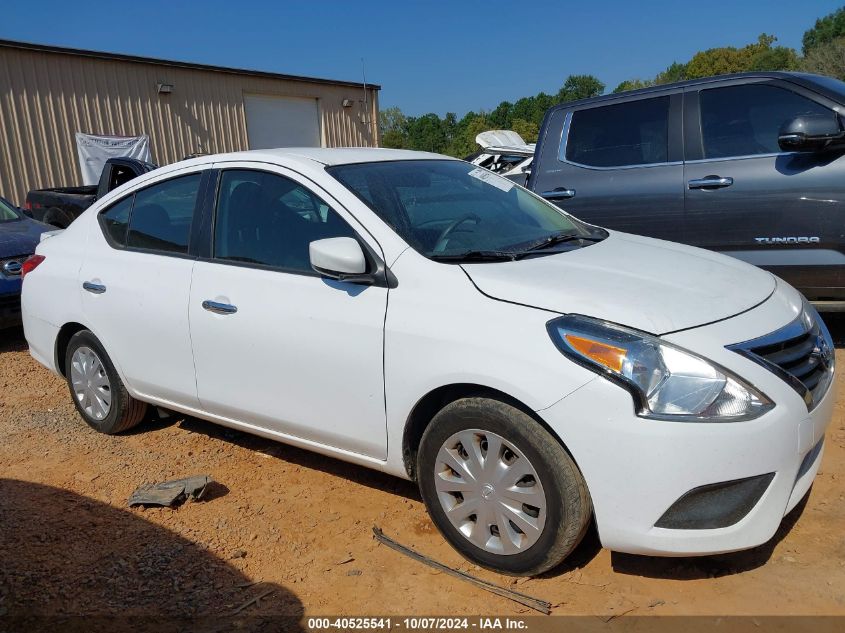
[468,167,515,192]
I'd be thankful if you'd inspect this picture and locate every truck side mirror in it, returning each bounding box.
[778,113,845,152]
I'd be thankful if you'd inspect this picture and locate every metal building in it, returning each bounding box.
[0,39,380,205]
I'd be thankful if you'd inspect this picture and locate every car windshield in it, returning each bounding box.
[0,198,20,222]
[328,160,602,260]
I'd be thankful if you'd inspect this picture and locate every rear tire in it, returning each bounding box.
[65,330,147,434]
[417,397,591,576]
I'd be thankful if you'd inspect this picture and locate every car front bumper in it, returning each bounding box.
[540,373,834,556]
[538,284,836,557]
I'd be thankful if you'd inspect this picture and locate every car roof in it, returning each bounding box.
[546,71,840,113]
[175,147,449,170]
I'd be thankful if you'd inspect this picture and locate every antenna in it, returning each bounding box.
[361,57,372,142]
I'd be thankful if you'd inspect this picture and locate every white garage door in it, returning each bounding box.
[244,94,321,149]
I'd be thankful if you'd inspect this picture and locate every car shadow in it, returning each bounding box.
[0,325,27,353]
[175,415,420,502]
[821,312,845,348]
[0,479,304,632]
[609,494,811,579]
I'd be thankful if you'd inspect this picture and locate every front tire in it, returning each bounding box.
[65,330,147,434]
[417,398,591,576]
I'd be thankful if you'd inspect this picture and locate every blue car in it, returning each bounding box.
[1,196,51,328]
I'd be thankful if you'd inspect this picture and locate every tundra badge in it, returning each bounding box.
[754,237,821,245]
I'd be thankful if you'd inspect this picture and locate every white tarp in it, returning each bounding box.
[75,133,152,185]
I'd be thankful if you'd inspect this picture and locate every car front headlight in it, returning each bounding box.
[547,315,774,422]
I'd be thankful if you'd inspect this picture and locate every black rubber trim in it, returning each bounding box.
[655,473,775,530]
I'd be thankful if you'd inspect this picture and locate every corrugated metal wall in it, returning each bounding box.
[0,45,380,205]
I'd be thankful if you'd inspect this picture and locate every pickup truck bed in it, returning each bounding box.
[26,158,156,228]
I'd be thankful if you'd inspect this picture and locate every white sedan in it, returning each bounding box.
[21,148,835,575]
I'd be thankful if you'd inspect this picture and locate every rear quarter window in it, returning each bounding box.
[126,174,202,254]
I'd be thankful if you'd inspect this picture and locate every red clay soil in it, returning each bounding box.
[1,323,843,622]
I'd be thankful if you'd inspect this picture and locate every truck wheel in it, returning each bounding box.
[65,330,147,434]
[417,398,592,576]
[42,207,71,228]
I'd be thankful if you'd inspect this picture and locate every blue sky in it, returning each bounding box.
[2,0,842,117]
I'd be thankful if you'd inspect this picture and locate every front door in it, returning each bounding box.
[684,80,845,300]
[188,164,389,458]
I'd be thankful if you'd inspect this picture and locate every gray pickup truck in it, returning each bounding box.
[529,71,845,310]
[25,157,156,228]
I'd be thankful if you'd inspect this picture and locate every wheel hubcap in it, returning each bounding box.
[70,346,112,421]
[433,429,546,555]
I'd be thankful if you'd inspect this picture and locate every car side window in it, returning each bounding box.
[213,169,357,273]
[699,84,833,159]
[126,174,202,254]
[99,195,134,246]
[565,96,670,167]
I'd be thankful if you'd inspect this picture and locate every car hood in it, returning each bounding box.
[461,231,776,334]
[0,217,51,257]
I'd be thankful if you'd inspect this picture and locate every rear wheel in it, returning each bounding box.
[65,330,147,434]
[417,397,591,576]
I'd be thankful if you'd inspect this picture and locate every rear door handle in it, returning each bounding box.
[82,281,106,294]
[202,300,238,315]
[541,188,576,200]
[688,176,734,189]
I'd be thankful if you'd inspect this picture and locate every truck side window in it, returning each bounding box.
[699,84,832,159]
[565,97,669,167]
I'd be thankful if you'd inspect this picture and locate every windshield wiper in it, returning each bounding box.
[513,231,604,258]
[429,250,517,263]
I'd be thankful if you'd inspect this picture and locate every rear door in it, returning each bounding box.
[683,78,845,300]
[79,167,207,408]
[531,92,684,240]
[187,162,389,458]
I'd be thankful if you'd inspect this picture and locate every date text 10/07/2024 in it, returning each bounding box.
[307,617,529,630]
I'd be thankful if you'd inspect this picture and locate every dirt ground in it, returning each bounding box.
[1,319,844,623]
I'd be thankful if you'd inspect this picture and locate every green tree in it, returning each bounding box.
[803,6,845,53]
[655,61,688,84]
[801,36,845,79]
[557,74,605,102]
[446,114,492,157]
[683,34,796,79]
[612,78,654,93]
[488,101,514,129]
[511,118,539,143]
[379,107,408,149]
[749,45,799,71]
[405,113,449,153]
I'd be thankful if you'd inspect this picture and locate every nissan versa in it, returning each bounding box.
[21,148,836,575]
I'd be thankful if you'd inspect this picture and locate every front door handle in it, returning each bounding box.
[82,281,106,294]
[202,300,238,315]
[541,188,576,200]
[688,176,734,189]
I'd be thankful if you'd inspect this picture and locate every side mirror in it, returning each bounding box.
[309,237,372,284]
[778,113,845,152]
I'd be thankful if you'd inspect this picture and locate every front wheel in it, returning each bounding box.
[417,398,591,576]
[65,330,147,434]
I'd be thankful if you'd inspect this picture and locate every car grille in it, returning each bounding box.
[727,303,835,411]
[0,254,27,278]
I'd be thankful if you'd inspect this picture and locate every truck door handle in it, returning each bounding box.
[541,188,576,200]
[202,300,238,315]
[688,176,734,189]
[82,281,106,294]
